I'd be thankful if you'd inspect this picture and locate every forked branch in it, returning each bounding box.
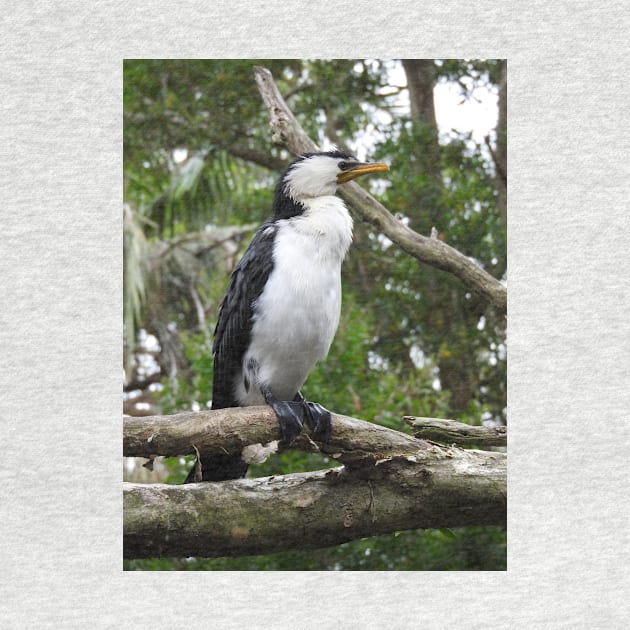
[253,65,507,313]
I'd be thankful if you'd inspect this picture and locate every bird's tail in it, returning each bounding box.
[184,453,249,483]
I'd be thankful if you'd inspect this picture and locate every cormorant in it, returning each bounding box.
[185,150,389,482]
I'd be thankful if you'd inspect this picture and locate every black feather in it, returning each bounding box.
[187,151,355,482]
[211,223,277,409]
[300,149,356,161]
[185,224,277,483]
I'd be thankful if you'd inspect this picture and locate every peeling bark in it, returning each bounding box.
[123,409,506,559]
[124,452,506,559]
[405,416,507,447]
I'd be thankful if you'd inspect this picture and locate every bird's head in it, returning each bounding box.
[279,150,389,203]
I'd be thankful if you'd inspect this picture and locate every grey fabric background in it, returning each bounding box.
[2,1,628,627]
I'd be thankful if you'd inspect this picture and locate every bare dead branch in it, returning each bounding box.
[254,66,318,152]
[404,416,507,447]
[253,65,507,314]
[124,406,434,469]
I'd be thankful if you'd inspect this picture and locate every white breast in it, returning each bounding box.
[236,196,353,404]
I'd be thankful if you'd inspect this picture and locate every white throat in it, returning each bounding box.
[286,196,353,260]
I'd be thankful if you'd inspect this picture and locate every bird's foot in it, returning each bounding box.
[262,388,332,445]
[304,402,332,442]
[263,388,304,445]
[295,393,332,443]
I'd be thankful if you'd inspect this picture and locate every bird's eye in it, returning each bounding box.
[338,161,352,171]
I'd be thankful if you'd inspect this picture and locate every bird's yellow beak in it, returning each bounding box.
[336,162,389,184]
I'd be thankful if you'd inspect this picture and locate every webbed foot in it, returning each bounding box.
[304,402,332,442]
[273,400,305,445]
[294,393,332,443]
[263,388,304,445]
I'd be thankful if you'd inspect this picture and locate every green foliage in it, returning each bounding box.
[303,295,450,429]
[361,82,506,421]
[123,204,152,369]
[123,527,506,571]
[124,59,295,162]
[159,332,215,413]
[124,58,507,570]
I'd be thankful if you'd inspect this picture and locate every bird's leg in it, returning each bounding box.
[261,386,304,446]
[294,392,332,443]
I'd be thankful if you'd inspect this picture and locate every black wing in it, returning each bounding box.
[211,223,277,409]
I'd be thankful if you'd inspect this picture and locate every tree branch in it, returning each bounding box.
[123,409,506,558]
[404,416,507,447]
[125,407,432,466]
[253,65,507,314]
[228,142,286,172]
[484,135,507,186]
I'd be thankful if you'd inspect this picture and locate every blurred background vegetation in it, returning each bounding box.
[123,58,507,570]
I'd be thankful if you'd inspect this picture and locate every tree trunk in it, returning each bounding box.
[401,59,441,179]
[400,59,442,223]
[495,60,507,230]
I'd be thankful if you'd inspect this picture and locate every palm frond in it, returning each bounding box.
[123,203,153,373]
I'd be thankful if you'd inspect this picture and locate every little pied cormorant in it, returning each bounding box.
[185,150,389,482]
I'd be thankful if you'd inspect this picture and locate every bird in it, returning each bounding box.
[185,150,389,482]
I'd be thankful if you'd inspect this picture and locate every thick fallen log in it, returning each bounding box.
[123,409,506,558]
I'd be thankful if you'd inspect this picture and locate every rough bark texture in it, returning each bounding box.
[124,448,505,558]
[123,409,506,558]
[124,407,434,465]
[404,416,507,447]
[253,65,506,314]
